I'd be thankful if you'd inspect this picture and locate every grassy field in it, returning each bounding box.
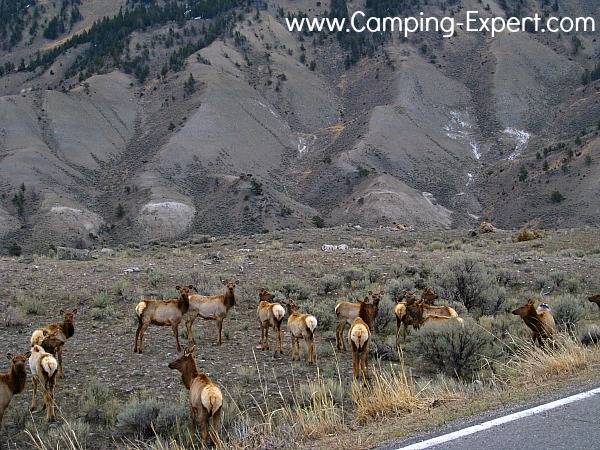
[1,226,599,449]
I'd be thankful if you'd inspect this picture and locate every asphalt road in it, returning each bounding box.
[377,382,600,450]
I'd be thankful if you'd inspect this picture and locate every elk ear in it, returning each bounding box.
[6,353,13,360]
[59,309,65,315]
[364,296,370,302]
[25,351,31,358]
[368,290,373,295]
[176,285,181,291]
[379,290,385,295]
[221,279,227,285]
[235,280,240,285]
[72,308,77,314]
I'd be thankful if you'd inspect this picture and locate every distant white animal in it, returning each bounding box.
[322,244,348,251]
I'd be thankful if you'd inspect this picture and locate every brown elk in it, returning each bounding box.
[185,279,239,345]
[395,289,419,348]
[281,300,318,364]
[348,298,378,383]
[256,288,286,353]
[168,346,223,445]
[512,299,556,346]
[335,290,383,351]
[406,297,462,331]
[134,285,193,354]
[29,345,58,421]
[588,294,600,310]
[31,309,77,379]
[0,352,30,426]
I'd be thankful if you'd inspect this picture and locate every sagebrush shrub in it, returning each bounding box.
[318,274,343,294]
[552,294,587,333]
[412,318,500,378]
[373,296,395,334]
[340,266,366,284]
[385,279,413,303]
[116,398,161,438]
[270,275,311,300]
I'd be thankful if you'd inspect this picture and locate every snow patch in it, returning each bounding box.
[444,111,481,159]
[504,128,531,160]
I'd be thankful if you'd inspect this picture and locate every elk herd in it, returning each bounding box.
[2,272,599,445]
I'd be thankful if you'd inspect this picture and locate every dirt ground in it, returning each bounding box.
[0,225,599,448]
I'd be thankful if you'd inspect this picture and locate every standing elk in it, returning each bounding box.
[186,279,239,345]
[395,289,419,348]
[0,351,30,426]
[134,285,193,354]
[348,298,378,384]
[281,300,318,364]
[168,346,223,446]
[335,290,383,351]
[256,288,286,353]
[512,299,556,346]
[31,309,77,379]
[29,345,58,421]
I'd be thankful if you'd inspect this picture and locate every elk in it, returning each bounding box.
[134,285,193,354]
[168,346,223,445]
[31,309,77,379]
[335,290,383,351]
[512,299,556,346]
[406,299,462,331]
[348,298,378,383]
[256,288,285,353]
[185,279,239,345]
[588,294,600,310]
[0,352,30,426]
[29,345,58,421]
[395,289,419,348]
[281,300,318,364]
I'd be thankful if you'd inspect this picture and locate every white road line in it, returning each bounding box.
[397,386,600,450]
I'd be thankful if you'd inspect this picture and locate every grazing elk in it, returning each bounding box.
[31,309,77,379]
[256,288,286,353]
[134,285,193,354]
[0,351,30,426]
[348,298,378,383]
[512,299,556,347]
[29,345,58,421]
[588,294,600,310]
[335,290,383,351]
[169,346,223,445]
[186,279,239,345]
[281,300,318,364]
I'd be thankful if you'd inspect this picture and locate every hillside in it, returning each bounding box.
[0,0,599,253]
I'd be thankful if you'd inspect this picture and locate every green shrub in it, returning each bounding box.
[340,266,366,284]
[373,296,395,334]
[385,279,413,303]
[552,294,587,333]
[147,268,169,288]
[116,397,161,439]
[366,264,383,283]
[270,275,311,300]
[434,255,503,316]
[92,291,111,309]
[412,318,499,378]
[19,292,44,315]
[319,274,343,294]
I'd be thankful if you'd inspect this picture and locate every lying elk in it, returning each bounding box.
[31,309,77,379]
[335,290,383,351]
[256,288,285,353]
[169,346,223,446]
[0,351,30,426]
[512,298,556,347]
[281,300,318,364]
[134,285,193,353]
[186,279,239,345]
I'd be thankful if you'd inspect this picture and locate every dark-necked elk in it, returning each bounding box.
[31,309,77,379]
[335,290,383,351]
[281,300,318,364]
[512,299,556,346]
[395,289,420,348]
[406,296,462,332]
[588,294,600,310]
[169,346,223,446]
[29,345,58,421]
[257,288,286,353]
[348,298,378,384]
[134,285,193,354]
[0,352,30,426]
[186,279,239,345]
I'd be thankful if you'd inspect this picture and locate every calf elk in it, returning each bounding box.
[134,285,193,354]
[169,346,223,445]
[257,288,285,353]
[282,300,318,364]
[186,279,239,345]
[335,290,383,351]
[31,309,77,379]
[512,299,556,346]
[0,352,30,426]
[29,345,58,421]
